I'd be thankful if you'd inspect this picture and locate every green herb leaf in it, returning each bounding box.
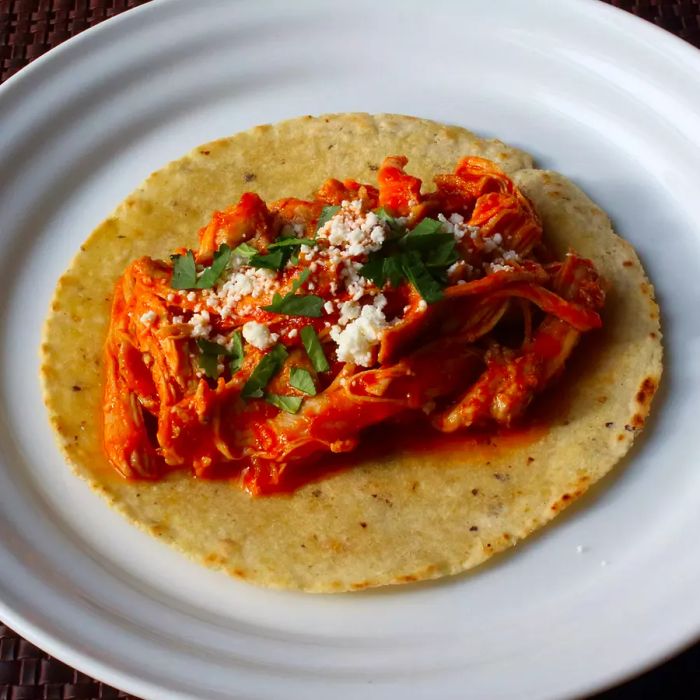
[268,237,317,250]
[407,217,444,237]
[290,268,310,293]
[290,250,300,266]
[229,330,244,374]
[195,244,231,289]
[264,393,303,414]
[262,270,322,317]
[263,294,324,317]
[401,232,454,253]
[300,326,330,372]
[195,338,230,379]
[170,250,197,289]
[197,338,227,356]
[241,344,288,398]
[359,253,405,289]
[316,205,341,231]
[232,242,258,258]
[197,352,219,379]
[401,251,445,304]
[249,249,285,271]
[289,367,317,396]
[383,256,406,287]
[359,253,386,287]
[375,207,405,236]
[424,238,459,268]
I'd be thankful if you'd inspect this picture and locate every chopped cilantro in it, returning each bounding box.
[170,250,197,289]
[268,237,317,249]
[195,244,231,289]
[263,270,323,317]
[232,242,258,258]
[171,244,235,291]
[425,238,459,268]
[195,335,243,378]
[197,351,219,379]
[360,253,405,289]
[291,268,310,292]
[196,338,226,355]
[241,344,288,398]
[401,218,453,253]
[229,330,244,374]
[289,367,316,396]
[375,207,406,236]
[316,205,341,231]
[405,217,444,237]
[195,337,234,379]
[249,249,285,271]
[383,256,405,287]
[265,393,303,414]
[264,293,324,317]
[358,216,460,303]
[401,251,444,304]
[359,253,386,287]
[300,326,330,372]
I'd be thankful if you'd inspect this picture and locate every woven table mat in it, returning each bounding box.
[1,1,699,699]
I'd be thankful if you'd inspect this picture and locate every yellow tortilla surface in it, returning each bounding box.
[41,114,662,591]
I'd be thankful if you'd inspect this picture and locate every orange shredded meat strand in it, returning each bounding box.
[102,156,605,494]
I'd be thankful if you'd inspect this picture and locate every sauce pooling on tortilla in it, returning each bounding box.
[103,155,604,494]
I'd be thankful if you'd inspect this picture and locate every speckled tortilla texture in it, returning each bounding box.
[41,113,662,592]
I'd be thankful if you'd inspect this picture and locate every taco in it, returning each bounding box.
[41,113,662,591]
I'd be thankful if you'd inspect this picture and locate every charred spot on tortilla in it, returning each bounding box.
[41,113,662,592]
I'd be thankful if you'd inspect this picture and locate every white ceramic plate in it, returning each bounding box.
[1,0,699,697]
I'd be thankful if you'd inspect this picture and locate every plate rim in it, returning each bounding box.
[1,0,699,698]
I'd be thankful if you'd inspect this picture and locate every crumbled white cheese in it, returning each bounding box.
[323,300,335,315]
[417,300,428,312]
[139,310,157,327]
[330,298,388,367]
[439,212,478,241]
[186,291,197,302]
[373,293,387,312]
[489,263,511,273]
[338,300,361,326]
[242,321,274,350]
[206,266,277,320]
[317,200,387,259]
[340,259,368,301]
[483,236,500,253]
[188,310,211,338]
[288,328,298,339]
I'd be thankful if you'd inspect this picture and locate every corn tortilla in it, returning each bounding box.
[41,113,662,592]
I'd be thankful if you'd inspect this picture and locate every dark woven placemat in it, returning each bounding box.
[1,1,699,698]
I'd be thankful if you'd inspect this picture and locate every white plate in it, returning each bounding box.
[1,0,699,697]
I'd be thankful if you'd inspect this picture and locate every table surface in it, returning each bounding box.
[1,1,699,698]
